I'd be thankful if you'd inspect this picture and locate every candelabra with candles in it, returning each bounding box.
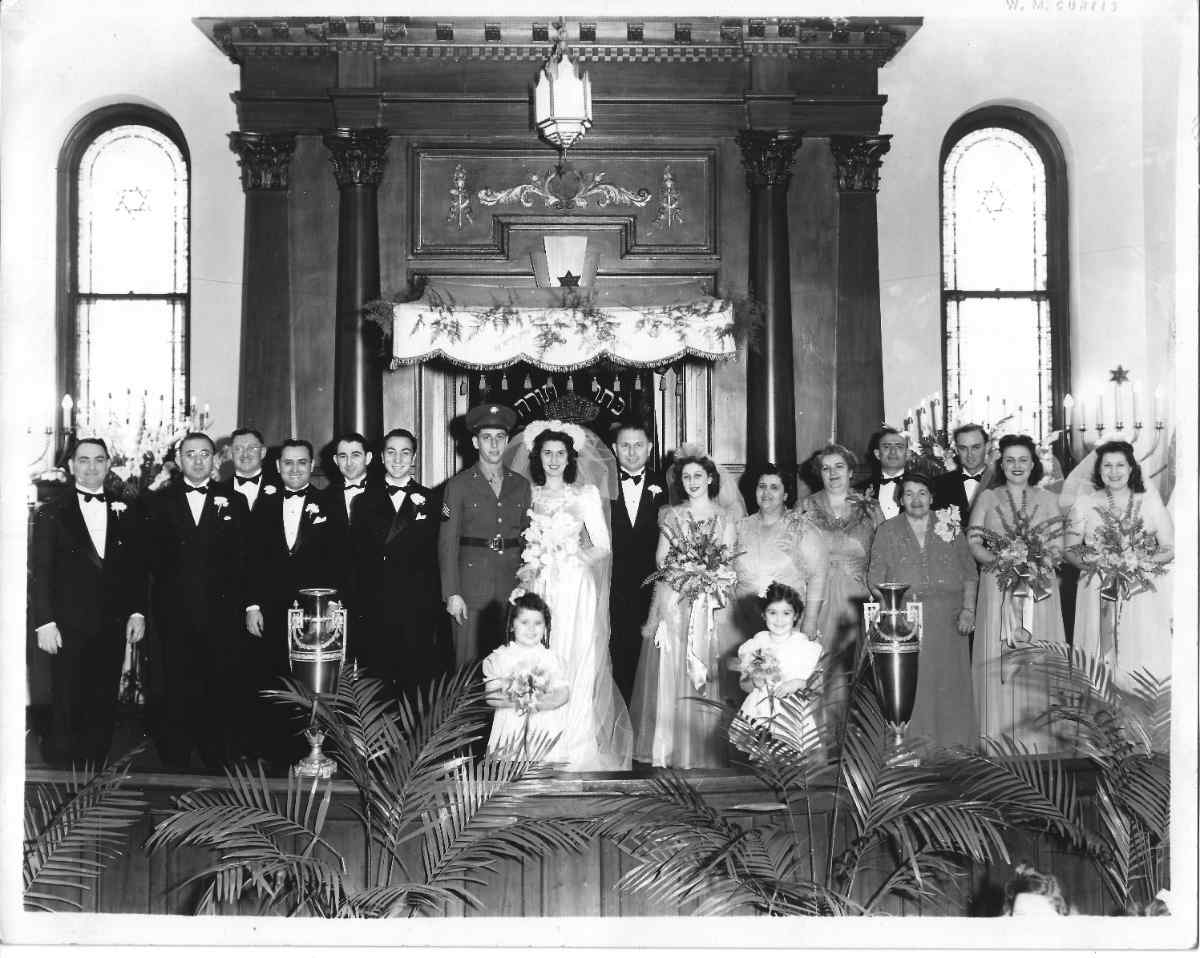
[1061,367,1169,482]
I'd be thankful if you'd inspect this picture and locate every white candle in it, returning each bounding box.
[1131,382,1140,426]
[1153,385,1165,425]
[1078,400,1087,430]
[1062,394,1074,429]
[1096,393,1104,426]
[61,394,73,430]
[931,397,940,432]
[1113,381,1121,427]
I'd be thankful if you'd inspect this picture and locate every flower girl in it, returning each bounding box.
[736,582,823,741]
[482,589,570,761]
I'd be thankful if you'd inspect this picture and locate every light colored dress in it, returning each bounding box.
[799,492,884,660]
[631,504,738,769]
[522,482,633,772]
[482,642,569,761]
[970,485,1065,751]
[867,514,979,748]
[1068,489,1174,686]
[732,511,829,640]
[736,630,822,746]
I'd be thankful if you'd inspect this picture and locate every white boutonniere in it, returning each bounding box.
[263,484,277,495]
[109,501,127,515]
[648,484,663,498]
[305,503,320,516]
[213,496,229,511]
[933,507,962,543]
[410,492,426,507]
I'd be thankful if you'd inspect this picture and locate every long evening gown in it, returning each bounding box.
[1068,489,1174,687]
[970,485,1065,752]
[867,514,979,748]
[732,510,829,644]
[524,483,633,771]
[631,505,738,769]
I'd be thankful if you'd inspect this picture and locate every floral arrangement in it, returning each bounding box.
[502,663,555,716]
[743,643,783,691]
[517,509,582,586]
[642,515,741,609]
[968,489,1067,603]
[913,428,955,476]
[933,507,962,543]
[1076,494,1171,604]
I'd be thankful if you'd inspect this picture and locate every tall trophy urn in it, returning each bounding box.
[863,583,923,752]
[287,587,348,779]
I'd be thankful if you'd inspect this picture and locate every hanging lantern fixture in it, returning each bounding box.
[534,21,592,155]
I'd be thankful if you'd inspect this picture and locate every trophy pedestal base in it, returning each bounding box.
[294,726,337,779]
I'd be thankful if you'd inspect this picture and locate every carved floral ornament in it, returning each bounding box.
[830,135,892,193]
[228,132,297,192]
[323,128,390,188]
[737,129,802,189]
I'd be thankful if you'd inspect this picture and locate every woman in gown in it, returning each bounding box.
[732,463,828,643]
[799,444,885,703]
[867,472,979,748]
[631,445,745,768]
[509,420,632,771]
[968,434,1066,751]
[1064,440,1174,687]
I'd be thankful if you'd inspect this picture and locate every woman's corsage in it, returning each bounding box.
[933,507,961,543]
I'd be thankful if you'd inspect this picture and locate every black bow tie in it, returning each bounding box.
[235,474,261,486]
[879,476,901,486]
[344,480,366,490]
[386,482,414,496]
[963,472,983,482]
[283,487,308,499]
[620,471,644,485]
[77,490,103,503]
[185,484,209,496]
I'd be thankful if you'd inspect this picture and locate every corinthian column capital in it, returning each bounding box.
[323,127,390,189]
[737,129,802,190]
[830,135,892,193]
[228,132,297,192]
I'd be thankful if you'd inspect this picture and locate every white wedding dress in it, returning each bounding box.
[523,482,633,771]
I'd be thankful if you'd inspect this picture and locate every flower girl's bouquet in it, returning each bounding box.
[969,489,1068,649]
[1075,494,1171,667]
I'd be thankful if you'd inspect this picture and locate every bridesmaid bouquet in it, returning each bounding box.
[502,663,554,715]
[518,509,581,585]
[969,490,1067,604]
[1076,496,1170,603]
[742,641,783,689]
[643,515,741,609]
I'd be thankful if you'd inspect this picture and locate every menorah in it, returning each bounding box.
[1061,367,1169,482]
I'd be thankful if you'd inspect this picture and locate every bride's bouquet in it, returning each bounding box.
[517,508,581,587]
[642,515,741,609]
[1076,495,1170,603]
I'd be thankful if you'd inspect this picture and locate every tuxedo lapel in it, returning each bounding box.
[102,499,122,564]
[64,494,103,570]
[386,493,412,544]
[613,486,634,534]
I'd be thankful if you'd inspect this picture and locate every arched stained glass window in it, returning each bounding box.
[59,107,189,443]
[941,108,1068,440]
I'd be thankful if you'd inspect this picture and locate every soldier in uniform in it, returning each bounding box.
[438,403,531,667]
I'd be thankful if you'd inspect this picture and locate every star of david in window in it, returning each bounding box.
[116,187,150,215]
[977,182,1006,218]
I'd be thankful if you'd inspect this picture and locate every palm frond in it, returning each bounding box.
[24,747,148,911]
[339,882,463,917]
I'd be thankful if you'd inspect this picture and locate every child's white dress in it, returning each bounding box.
[736,630,822,744]
[482,642,569,761]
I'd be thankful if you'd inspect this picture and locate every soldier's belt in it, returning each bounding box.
[459,535,522,553]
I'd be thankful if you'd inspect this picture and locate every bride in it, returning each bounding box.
[507,419,633,771]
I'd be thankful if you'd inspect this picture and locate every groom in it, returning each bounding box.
[609,421,667,704]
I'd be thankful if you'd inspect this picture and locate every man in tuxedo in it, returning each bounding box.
[932,423,991,528]
[245,438,346,766]
[216,427,275,518]
[32,438,146,767]
[350,428,443,702]
[321,431,374,532]
[438,403,531,667]
[143,431,248,770]
[860,427,910,520]
[608,421,667,705]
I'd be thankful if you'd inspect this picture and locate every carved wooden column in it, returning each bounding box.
[830,135,891,454]
[229,132,297,443]
[737,129,801,468]
[324,128,389,438]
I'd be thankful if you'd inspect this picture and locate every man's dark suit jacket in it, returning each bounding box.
[931,466,992,529]
[609,471,667,704]
[32,488,146,763]
[349,481,443,695]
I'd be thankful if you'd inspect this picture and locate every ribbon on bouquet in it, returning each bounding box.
[684,593,716,691]
[998,588,1036,684]
[1097,593,1124,672]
